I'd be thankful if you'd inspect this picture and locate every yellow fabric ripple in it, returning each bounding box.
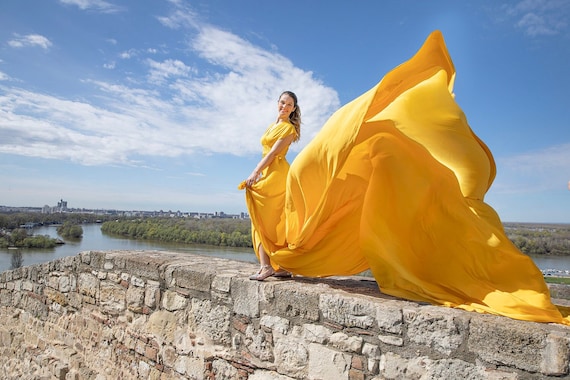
[240,30,568,324]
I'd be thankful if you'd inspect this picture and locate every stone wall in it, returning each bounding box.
[0,250,569,380]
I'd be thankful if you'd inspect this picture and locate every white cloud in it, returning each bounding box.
[146,59,194,84]
[156,3,199,30]
[119,49,136,59]
[503,0,570,36]
[0,10,339,167]
[58,0,123,13]
[8,34,52,50]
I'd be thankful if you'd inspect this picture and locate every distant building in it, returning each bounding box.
[57,199,68,212]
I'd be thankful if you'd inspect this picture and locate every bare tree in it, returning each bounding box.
[10,249,23,269]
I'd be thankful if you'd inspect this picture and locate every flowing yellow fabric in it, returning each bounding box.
[240,30,569,324]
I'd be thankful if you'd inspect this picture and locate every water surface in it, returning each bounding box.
[0,224,256,272]
[1,224,568,274]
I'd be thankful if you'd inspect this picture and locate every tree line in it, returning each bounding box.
[1,212,569,255]
[503,223,570,256]
[0,212,95,248]
[0,212,113,229]
[0,228,58,249]
[101,217,252,248]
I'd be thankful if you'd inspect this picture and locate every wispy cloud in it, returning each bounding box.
[502,0,570,36]
[8,34,52,49]
[58,0,123,13]
[493,143,570,193]
[0,2,339,167]
[146,59,194,84]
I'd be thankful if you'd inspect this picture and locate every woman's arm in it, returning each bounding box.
[245,134,296,187]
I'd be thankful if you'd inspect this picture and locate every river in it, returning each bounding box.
[0,224,257,273]
[0,224,569,274]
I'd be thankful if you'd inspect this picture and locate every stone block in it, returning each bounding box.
[44,288,68,307]
[0,327,12,347]
[405,306,468,355]
[320,293,376,329]
[126,284,145,313]
[211,358,241,379]
[189,298,231,345]
[329,332,363,353]
[308,343,351,380]
[212,273,233,293]
[273,284,320,322]
[274,337,309,378]
[77,272,99,300]
[231,278,260,318]
[173,267,212,293]
[161,289,188,311]
[99,281,126,315]
[147,310,179,343]
[0,289,12,306]
[542,332,570,376]
[375,301,405,334]
[131,275,146,287]
[245,324,275,361]
[468,316,561,374]
[249,369,296,379]
[261,315,290,335]
[144,281,161,309]
[174,355,204,378]
[58,275,73,293]
[302,324,332,344]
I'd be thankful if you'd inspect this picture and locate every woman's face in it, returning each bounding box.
[277,94,296,121]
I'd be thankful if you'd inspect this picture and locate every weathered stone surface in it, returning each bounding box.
[375,300,405,334]
[379,351,519,380]
[302,323,331,344]
[173,266,212,293]
[308,342,351,380]
[250,369,296,379]
[273,284,320,322]
[77,272,99,299]
[245,324,275,361]
[1,250,570,380]
[320,293,376,329]
[147,309,178,343]
[329,331,363,353]
[274,337,309,378]
[405,306,469,355]
[162,289,188,311]
[468,317,551,372]
[189,298,231,345]
[231,278,261,317]
[100,281,126,314]
[126,283,145,312]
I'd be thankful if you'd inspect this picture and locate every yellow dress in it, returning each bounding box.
[239,122,298,264]
[240,31,569,324]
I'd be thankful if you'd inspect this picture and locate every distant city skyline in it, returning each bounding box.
[0,201,247,219]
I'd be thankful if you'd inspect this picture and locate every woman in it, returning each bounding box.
[239,91,301,281]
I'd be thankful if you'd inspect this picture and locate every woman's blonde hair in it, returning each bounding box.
[281,91,301,142]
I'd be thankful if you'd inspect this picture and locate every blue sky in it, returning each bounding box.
[0,0,569,223]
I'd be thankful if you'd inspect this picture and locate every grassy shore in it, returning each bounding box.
[545,277,570,285]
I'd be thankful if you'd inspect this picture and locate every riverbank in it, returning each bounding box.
[1,223,569,276]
